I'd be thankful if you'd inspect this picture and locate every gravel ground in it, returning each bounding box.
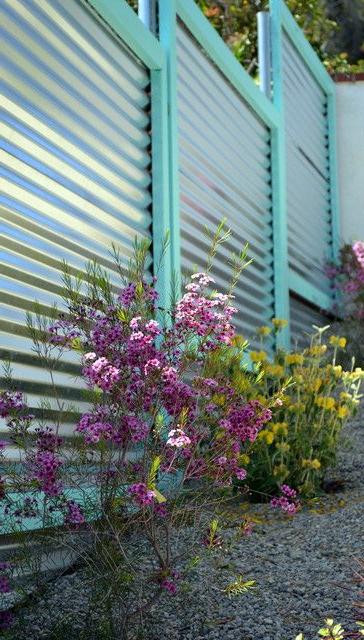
[6,410,364,640]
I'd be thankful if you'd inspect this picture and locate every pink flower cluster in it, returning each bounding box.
[175,273,237,347]
[27,427,63,497]
[353,241,364,269]
[270,484,300,515]
[166,428,191,448]
[77,411,114,444]
[0,390,24,417]
[64,500,85,526]
[220,400,272,443]
[118,280,158,309]
[328,242,364,319]
[128,482,155,507]
[83,355,120,391]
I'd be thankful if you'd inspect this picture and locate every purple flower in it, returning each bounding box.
[270,485,300,515]
[64,501,85,526]
[0,390,25,417]
[161,578,177,595]
[0,610,13,630]
[128,482,155,507]
[0,575,10,593]
[84,357,120,392]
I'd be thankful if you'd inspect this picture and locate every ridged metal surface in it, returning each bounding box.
[290,295,329,349]
[0,0,152,461]
[282,32,332,297]
[177,22,275,347]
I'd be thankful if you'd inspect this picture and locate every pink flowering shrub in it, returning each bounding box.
[328,242,364,320]
[270,484,301,515]
[0,232,279,637]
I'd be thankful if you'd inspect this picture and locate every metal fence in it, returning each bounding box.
[0,0,339,464]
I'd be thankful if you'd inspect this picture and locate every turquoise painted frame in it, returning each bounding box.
[269,0,341,312]
[87,0,174,309]
[160,0,290,347]
[158,0,181,284]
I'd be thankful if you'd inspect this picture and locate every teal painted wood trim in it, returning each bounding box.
[327,91,341,262]
[269,0,290,348]
[176,0,279,129]
[151,67,173,310]
[274,0,334,95]
[158,0,181,286]
[87,0,164,69]
[288,272,332,311]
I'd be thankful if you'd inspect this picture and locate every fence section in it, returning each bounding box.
[174,1,280,344]
[268,0,340,339]
[0,0,341,426]
[0,0,169,463]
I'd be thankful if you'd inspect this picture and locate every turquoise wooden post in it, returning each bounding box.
[327,92,341,263]
[158,0,181,288]
[269,0,290,348]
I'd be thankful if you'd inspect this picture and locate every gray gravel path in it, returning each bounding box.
[146,410,364,640]
[7,409,364,640]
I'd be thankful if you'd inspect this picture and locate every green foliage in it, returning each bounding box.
[198,0,364,75]
[206,322,363,498]
[222,574,256,597]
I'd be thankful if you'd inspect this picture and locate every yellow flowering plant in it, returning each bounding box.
[295,618,364,639]
[206,322,363,498]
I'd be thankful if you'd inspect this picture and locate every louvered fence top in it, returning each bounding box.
[177,21,275,348]
[282,31,332,298]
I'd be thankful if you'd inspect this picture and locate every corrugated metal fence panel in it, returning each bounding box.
[0,0,152,461]
[282,31,332,298]
[176,21,275,346]
[290,295,329,349]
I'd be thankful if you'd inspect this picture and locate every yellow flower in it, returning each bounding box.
[315,396,336,411]
[239,453,250,466]
[273,463,288,479]
[329,335,347,348]
[249,350,268,363]
[285,353,304,366]
[333,365,343,378]
[212,393,226,407]
[276,442,290,453]
[258,430,274,445]
[311,459,321,470]
[294,374,304,384]
[340,392,351,401]
[351,367,364,380]
[302,458,321,470]
[271,422,288,436]
[305,378,322,393]
[272,318,288,330]
[336,405,349,419]
[257,326,272,337]
[265,364,284,378]
[307,345,327,357]
[288,402,305,414]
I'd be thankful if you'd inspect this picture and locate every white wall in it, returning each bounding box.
[336,80,364,243]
